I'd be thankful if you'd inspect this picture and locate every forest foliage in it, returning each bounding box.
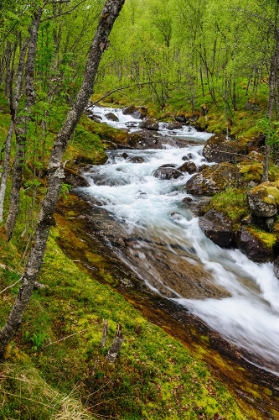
[0,0,278,418]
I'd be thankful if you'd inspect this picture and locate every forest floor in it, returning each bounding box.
[0,93,277,419]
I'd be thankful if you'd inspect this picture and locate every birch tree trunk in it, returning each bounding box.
[0,0,125,358]
[5,9,43,241]
[106,324,124,363]
[4,42,12,100]
[0,38,29,222]
[262,9,279,182]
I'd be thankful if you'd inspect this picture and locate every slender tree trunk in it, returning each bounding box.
[0,0,125,358]
[262,27,279,182]
[5,9,43,241]
[0,39,29,222]
[4,42,12,101]
[0,122,13,222]
[106,324,124,362]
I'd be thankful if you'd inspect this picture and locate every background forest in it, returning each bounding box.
[0,0,278,419]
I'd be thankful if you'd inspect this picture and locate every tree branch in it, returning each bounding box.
[0,278,22,296]
[42,0,88,22]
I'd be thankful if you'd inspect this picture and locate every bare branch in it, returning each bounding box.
[42,0,88,22]
[90,81,181,106]
[0,278,22,296]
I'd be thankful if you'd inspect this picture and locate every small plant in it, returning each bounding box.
[258,116,279,146]
[25,331,48,351]
[60,183,72,198]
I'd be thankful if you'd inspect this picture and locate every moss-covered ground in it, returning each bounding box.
[0,227,248,419]
[0,86,278,419]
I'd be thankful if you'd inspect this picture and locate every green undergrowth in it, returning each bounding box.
[246,226,278,249]
[94,80,269,139]
[206,187,249,223]
[0,230,246,419]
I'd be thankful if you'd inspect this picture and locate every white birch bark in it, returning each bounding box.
[5,9,43,241]
[0,0,125,357]
[0,38,29,222]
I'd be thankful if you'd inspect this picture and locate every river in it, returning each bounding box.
[81,105,279,376]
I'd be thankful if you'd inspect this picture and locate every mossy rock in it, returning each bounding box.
[247,181,279,217]
[203,134,247,163]
[207,187,249,224]
[237,226,276,262]
[81,115,129,146]
[186,162,239,196]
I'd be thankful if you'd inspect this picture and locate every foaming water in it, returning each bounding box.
[88,105,212,140]
[81,107,279,372]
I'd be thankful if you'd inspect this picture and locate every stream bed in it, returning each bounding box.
[63,105,279,417]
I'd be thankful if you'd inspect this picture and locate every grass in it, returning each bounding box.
[0,227,247,419]
[0,84,276,419]
[206,187,249,223]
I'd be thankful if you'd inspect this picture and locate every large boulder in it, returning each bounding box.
[175,114,186,123]
[178,161,197,174]
[199,210,234,247]
[123,105,148,119]
[105,112,119,122]
[64,167,89,188]
[203,134,247,163]
[153,164,182,180]
[185,162,239,196]
[166,121,183,130]
[237,227,274,263]
[247,182,279,218]
[139,118,159,131]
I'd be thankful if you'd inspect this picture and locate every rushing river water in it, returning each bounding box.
[82,106,279,375]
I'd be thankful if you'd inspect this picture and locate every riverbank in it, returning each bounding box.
[0,103,248,419]
[55,188,279,419]
[0,99,278,419]
[0,206,247,419]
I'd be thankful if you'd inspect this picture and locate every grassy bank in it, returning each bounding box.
[0,89,274,419]
[0,228,247,419]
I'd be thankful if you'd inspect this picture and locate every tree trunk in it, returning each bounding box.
[0,0,125,358]
[0,38,29,222]
[262,26,279,182]
[100,320,109,347]
[4,42,12,101]
[106,324,124,362]
[5,9,43,241]
[0,122,13,222]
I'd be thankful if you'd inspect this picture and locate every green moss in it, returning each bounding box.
[265,186,279,205]
[208,187,249,222]
[66,119,107,164]
[247,226,277,249]
[81,114,128,145]
[0,229,246,419]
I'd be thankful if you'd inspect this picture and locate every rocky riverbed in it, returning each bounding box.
[59,104,279,418]
[55,190,279,419]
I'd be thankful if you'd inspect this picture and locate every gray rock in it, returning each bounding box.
[139,118,159,131]
[178,161,197,174]
[247,183,278,217]
[186,163,239,196]
[153,165,182,180]
[273,256,279,279]
[199,209,234,247]
[237,227,274,263]
[166,121,183,130]
[203,134,246,163]
[105,112,119,122]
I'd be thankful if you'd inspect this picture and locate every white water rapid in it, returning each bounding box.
[83,106,279,374]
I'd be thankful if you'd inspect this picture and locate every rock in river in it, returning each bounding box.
[199,209,234,247]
